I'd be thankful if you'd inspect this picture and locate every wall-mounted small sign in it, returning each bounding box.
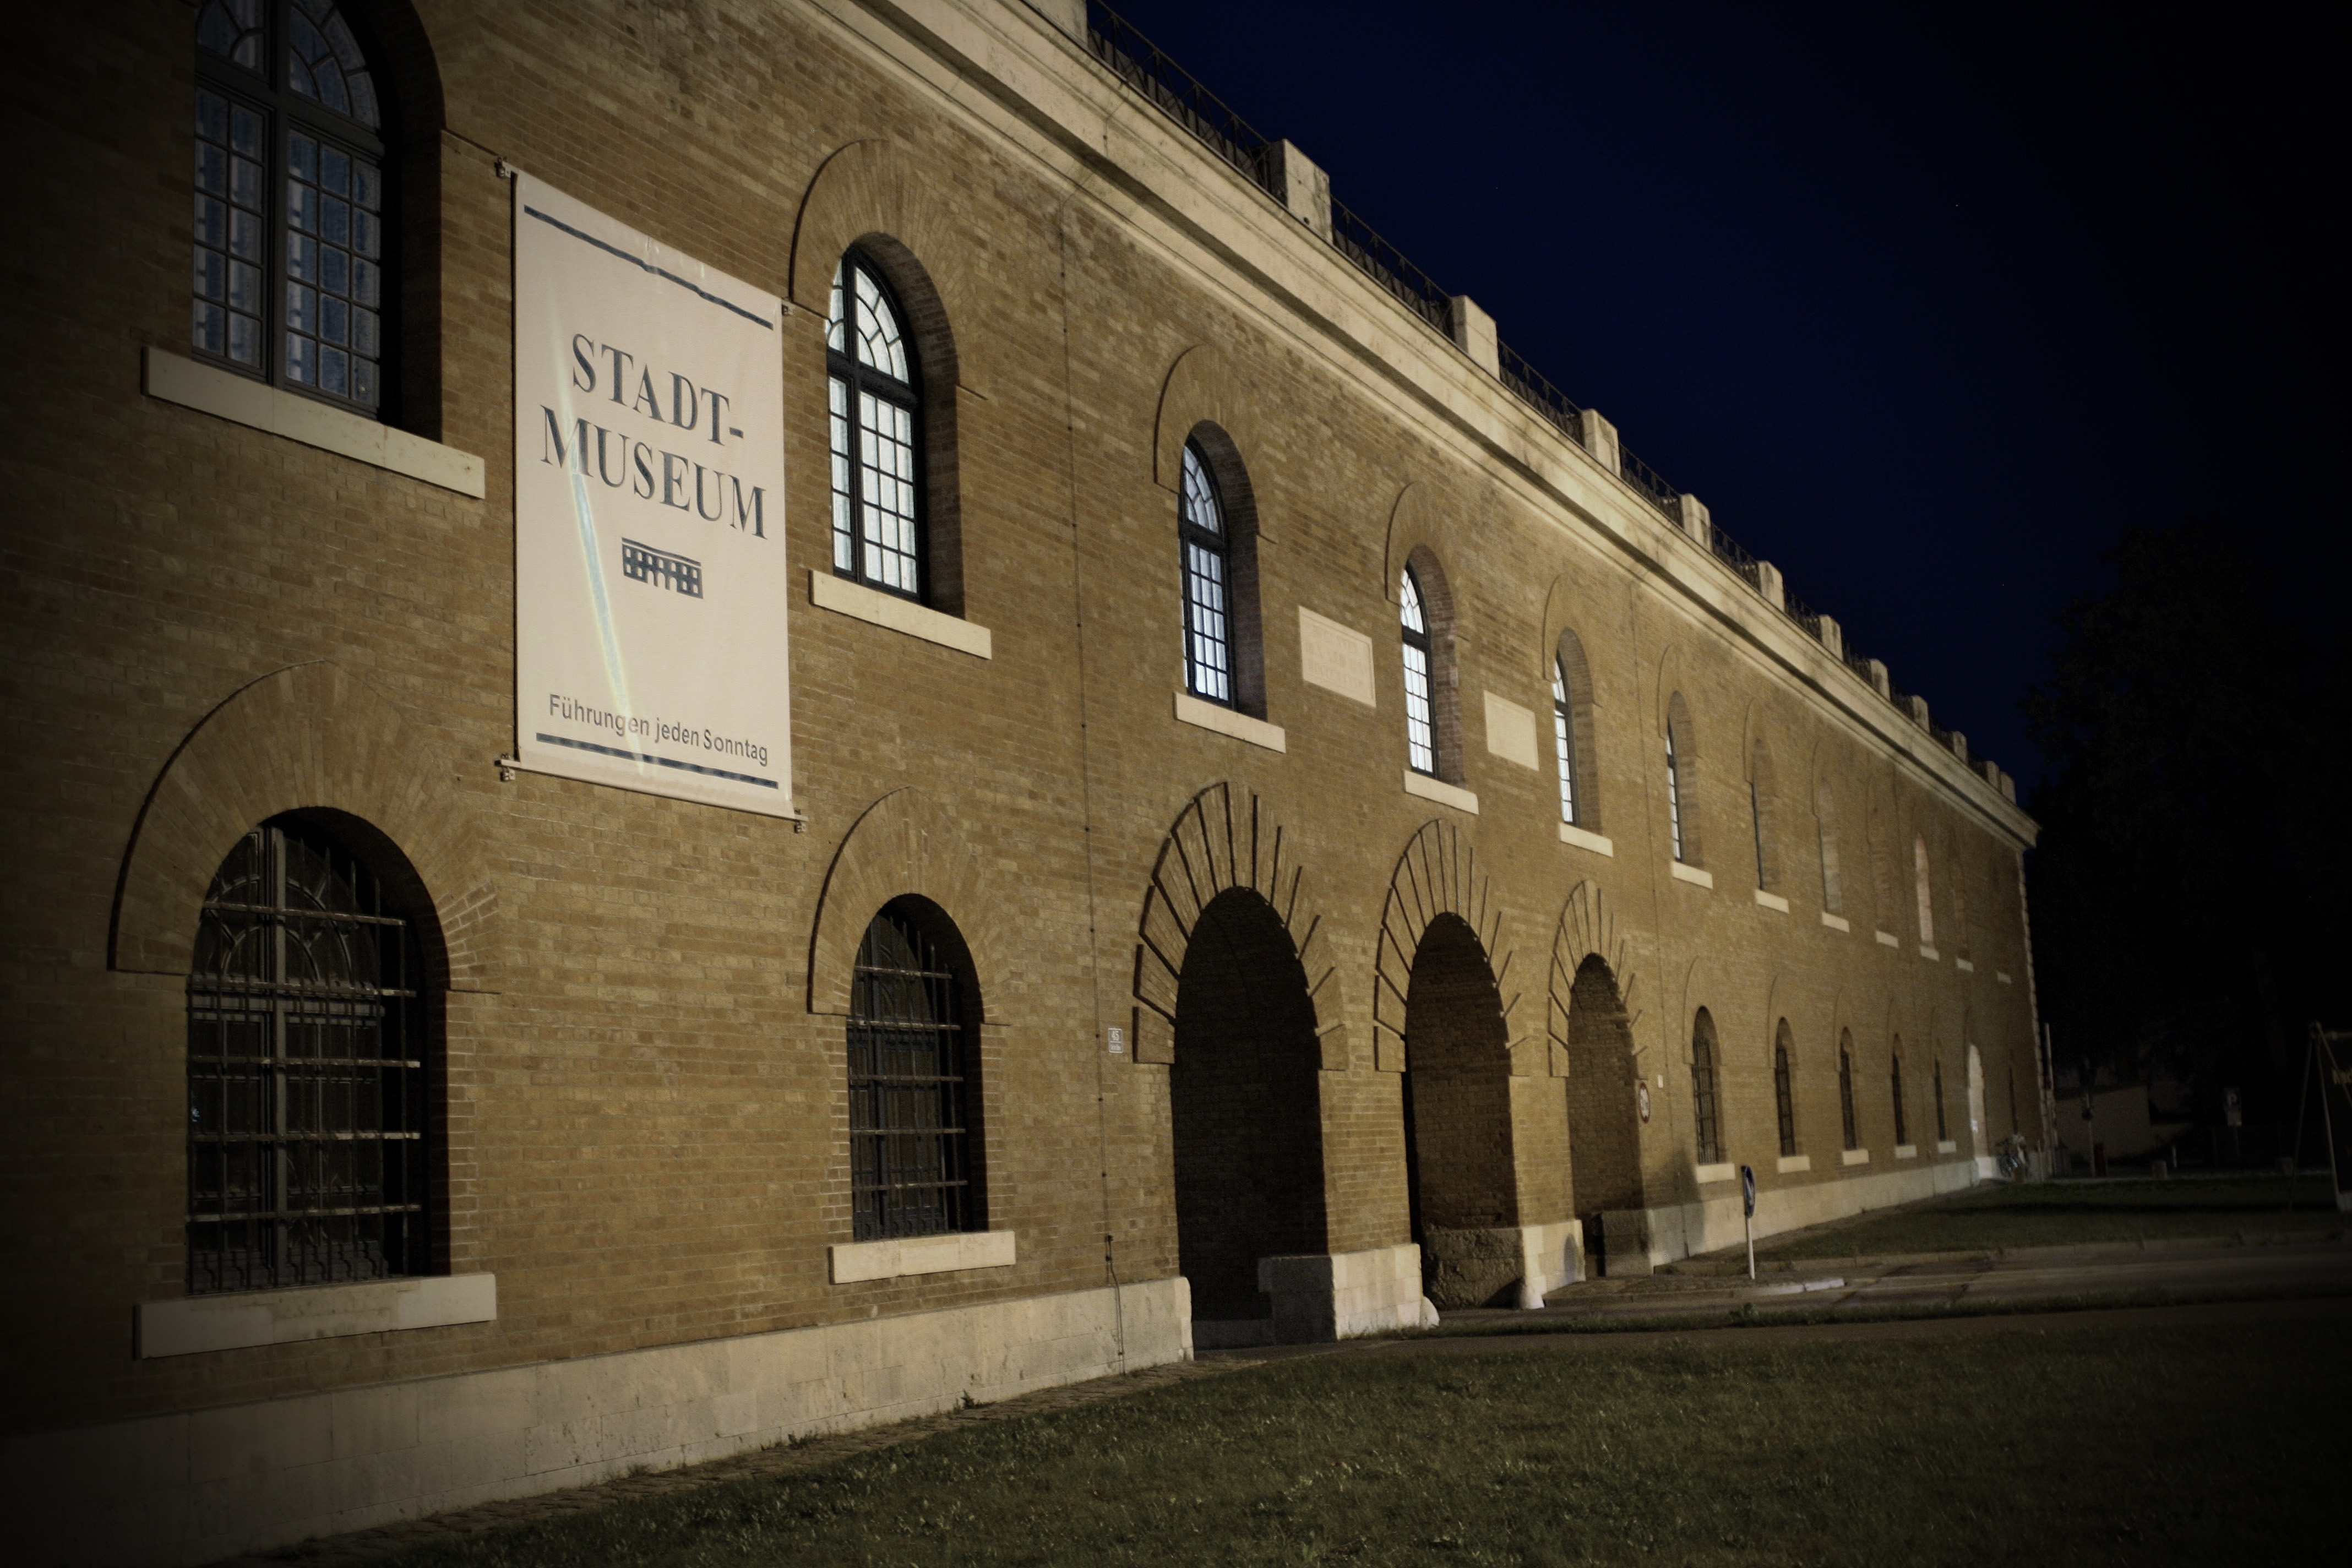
[1636,1079,1651,1123]
[1106,1025,1125,1055]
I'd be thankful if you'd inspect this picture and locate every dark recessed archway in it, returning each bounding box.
[1564,955,1643,1221]
[1402,912,1517,1307]
[1170,886,1327,1323]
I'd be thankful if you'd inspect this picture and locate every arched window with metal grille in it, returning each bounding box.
[827,249,924,600]
[193,0,395,413]
[1400,564,1437,776]
[1934,1056,1950,1142]
[1838,1031,1859,1151]
[1690,1009,1722,1165]
[1552,658,1580,825]
[1891,1042,1910,1146]
[186,815,433,1294]
[1178,440,1232,704]
[1773,1022,1798,1158]
[1664,692,1699,865]
[847,900,982,1240]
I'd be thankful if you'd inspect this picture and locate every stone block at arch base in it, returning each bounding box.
[1189,1244,1436,1347]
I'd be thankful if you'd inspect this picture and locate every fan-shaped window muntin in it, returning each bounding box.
[848,905,978,1240]
[1401,565,1436,776]
[1179,442,1232,704]
[194,0,389,413]
[827,251,924,600]
[186,817,429,1294]
[1665,724,1687,862]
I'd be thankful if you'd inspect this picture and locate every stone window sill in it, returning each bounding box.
[1840,1148,1871,1166]
[1894,1144,1919,1159]
[1875,930,1900,948]
[1935,1140,1958,1154]
[1670,861,1713,889]
[809,570,993,658]
[143,347,486,497]
[1775,1154,1811,1174]
[1173,690,1286,752]
[1997,970,2013,985]
[135,1273,496,1358]
[1403,769,1479,814]
[1559,822,1614,857]
[830,1229,1016,1284]
[1956,957,1975,972]
[1694,1162,1737,1185]
[1820,911,1850,932]
[1919,944,1940,961]
[1754,889,1789,913]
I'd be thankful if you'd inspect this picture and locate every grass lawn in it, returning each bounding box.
[382,1315,2338,1567]
[1752,1173,2345,1261]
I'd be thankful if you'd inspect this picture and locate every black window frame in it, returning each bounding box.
[1665,725,1687,863]
[1892,1049,1910,1146]
[1774,1041,1798,1158]
[826,248,927,603]
[1838,1039,1859,1151]
[186,815,432,1294]
[1553,656,1581,827]
[847,901,981,1241]
[1690,1015,1721,1166]
[1178,439,1234,705]
[192,0,396,419]
[1401,564,1438,777]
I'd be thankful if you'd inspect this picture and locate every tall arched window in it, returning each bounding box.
[1913,834,1936,946]
[1749,737,1778,892]
[1891,1042,1909,1146]
[194,0,394,413]
[1933,1057,1950,1142]
[1816,777,1844,917]
[1773,1026,1798,1158]
[1552,659,1580,825]
[1951,835,1974,959]
[1401,564,1438,776]
[1690,1010,1722,1164]
[848,900,982,1240]
[1837,1032,1859,1151]
[1665,692,1698,865]
[1179,440,1232,704]
[1551,628,1599,829]
[187,815,432,1293]
[827,249,923,600]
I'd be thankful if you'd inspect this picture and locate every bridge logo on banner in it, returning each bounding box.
[510,171,793,818]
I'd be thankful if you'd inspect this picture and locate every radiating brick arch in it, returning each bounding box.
[810,787,1008,1022]
[1129,782,1338,1064]
[1153,344,1266,497]
[111,660,494,988]
[1547,879,1640,1079]
[1373,820,1525,1072]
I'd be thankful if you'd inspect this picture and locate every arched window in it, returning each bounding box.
[1838,1032,1859,1151]
[1773,1026,1798,1158]
[1551,629,1599,829]
[1816,777,1844,917]
[1665,692,1699,865]
[187,815,432,1293]
[1951,835,1974,959]
[1749,736,1778,892]
[848,900,982,1240]
[827,249,923,600]
[1690,1009,1722,1164]
[1400,564,1437,775]
[1891,1043,1909,1146]
[194,0,394,413]
[1552,660,1580,825]
[1913,834,1936,946]
[1933,1057,1950,1142]
[1179,440,1232,704]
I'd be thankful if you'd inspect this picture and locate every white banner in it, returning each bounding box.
[512,172,792,816]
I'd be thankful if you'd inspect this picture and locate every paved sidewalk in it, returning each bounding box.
[1430,1233,2352,1332]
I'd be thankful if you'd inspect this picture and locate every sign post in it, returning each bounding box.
[1740,1164,1757,1281]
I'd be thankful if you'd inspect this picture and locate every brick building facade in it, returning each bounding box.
[1,2,2044,1561]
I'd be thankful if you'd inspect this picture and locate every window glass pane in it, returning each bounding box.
[848,911,972,1241]
[1184,542,1230,703]
[1180,444,1222,535]
[856,391,919,595]
[1553,660,1576,824]
[826,262,848,355]
[198,0,266,74]
[1400,567,1425,634]
[1403,643,1435,775]
[193,89,265,369]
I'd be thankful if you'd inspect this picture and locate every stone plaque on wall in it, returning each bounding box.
[1298,605,1375,706]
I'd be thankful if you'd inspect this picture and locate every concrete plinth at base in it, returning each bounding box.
[1254,1244,1435,1341]
[8,1278,1191,1568]
[1423,1222,1584,1307]
[1604,1162,1985,1275]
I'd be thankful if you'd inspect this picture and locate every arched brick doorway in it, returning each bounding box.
[1170,886,1328,1325]
[1565,955,1643,1267]
[1402,912,1519,1308]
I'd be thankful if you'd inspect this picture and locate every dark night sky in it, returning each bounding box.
[1094,1,2344,791]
